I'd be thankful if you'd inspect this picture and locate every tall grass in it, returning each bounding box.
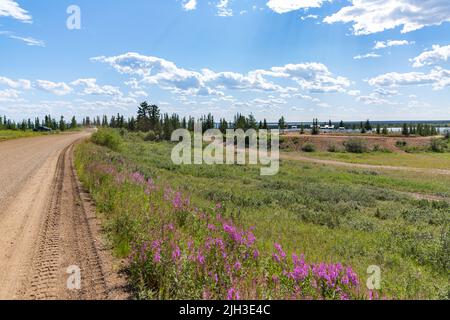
[76,145,362,300]
[75,131,450,299]
[0,130,50,141]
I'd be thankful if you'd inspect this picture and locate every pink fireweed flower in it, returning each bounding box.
[172,245,181,262]
[151,240,162,264]
[272,275,279,284]
[207,224,216,231]
[215,238,225,249]
[234,261,242,271]
[184,196,190,207]
[245,231,256,247]
[164,187,173,201]
[197,252,205,265]
[290,264,310,282]
[223,223,243,244]
[172,192,183,210]
[145,178,156,195]
[139,241,150,263]
[227,288,240,300]
[130,172,145,185]
[253,249,260,259]
[272,253,281,263]
[345,267,359,286]
[151,240,161,250]
[202,290,212,300]
[340,293,349,301]
[153,252,161,264]
[274,243,286,260]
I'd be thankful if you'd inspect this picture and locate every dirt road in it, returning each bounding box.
[0,132,126,300]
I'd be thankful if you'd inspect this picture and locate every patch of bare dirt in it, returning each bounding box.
[281,133,434,152]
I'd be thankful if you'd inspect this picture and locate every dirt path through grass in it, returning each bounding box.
[281,152,450,176]
[282,152,450,202]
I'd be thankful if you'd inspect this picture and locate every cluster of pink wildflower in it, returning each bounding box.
[89,162,363,300]
[269,243,361,300]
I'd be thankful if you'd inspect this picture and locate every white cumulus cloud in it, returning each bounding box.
[412,44,450,67]
[0,88,20,101]
[182,0,197,11]
[270,62,351,93]
[0,76,31,89]
[324,0,450,35]
[354,53,381,60]
[92,52,351,97]
[71,78,123,96]
[374,40,414,50]
[35,80,73,96]
[368,67,450,90]
[267,0,330,14]
[0,0,32,22]
[216,0,233,17]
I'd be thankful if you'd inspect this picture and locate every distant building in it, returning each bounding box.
[320,125,335,130]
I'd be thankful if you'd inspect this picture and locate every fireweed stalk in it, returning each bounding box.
[81,156,367,300]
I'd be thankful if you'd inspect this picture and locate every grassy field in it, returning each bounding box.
[0,130,49,141]
[296,151,450,170]
[75,130,450,300]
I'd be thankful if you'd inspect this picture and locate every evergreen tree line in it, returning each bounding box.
[0,102,442,139]
[0,114,78,132]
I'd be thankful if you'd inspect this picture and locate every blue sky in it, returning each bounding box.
[1,0,450,122]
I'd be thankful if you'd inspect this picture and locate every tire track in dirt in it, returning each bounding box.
[21,141,127,300]
[0,133,128,300]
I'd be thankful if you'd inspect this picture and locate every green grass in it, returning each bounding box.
[296,151,450,170]
[75,132,450,299]
[0,130,49,141]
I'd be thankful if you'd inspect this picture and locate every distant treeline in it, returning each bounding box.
[0,114,78,131]
[0,101,442,138]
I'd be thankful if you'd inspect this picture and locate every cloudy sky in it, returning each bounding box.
[1,0,450,122]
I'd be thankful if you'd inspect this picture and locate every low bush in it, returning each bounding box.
[91,128,122,151]
[372,145,391,153]
[430,139,447,153]
[344,139,368,153]
[302,143,316,152]
[144,130,158,142]
[327,144,338,153]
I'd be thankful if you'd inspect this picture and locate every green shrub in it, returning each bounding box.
[373,144,391,153]
[144,130,158,142]
[344,139,368,153]
[396,141,408,148]
[302,142,316,152]
[91,128,122,151]
[327,144,338,152]
[430,139,447,153]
